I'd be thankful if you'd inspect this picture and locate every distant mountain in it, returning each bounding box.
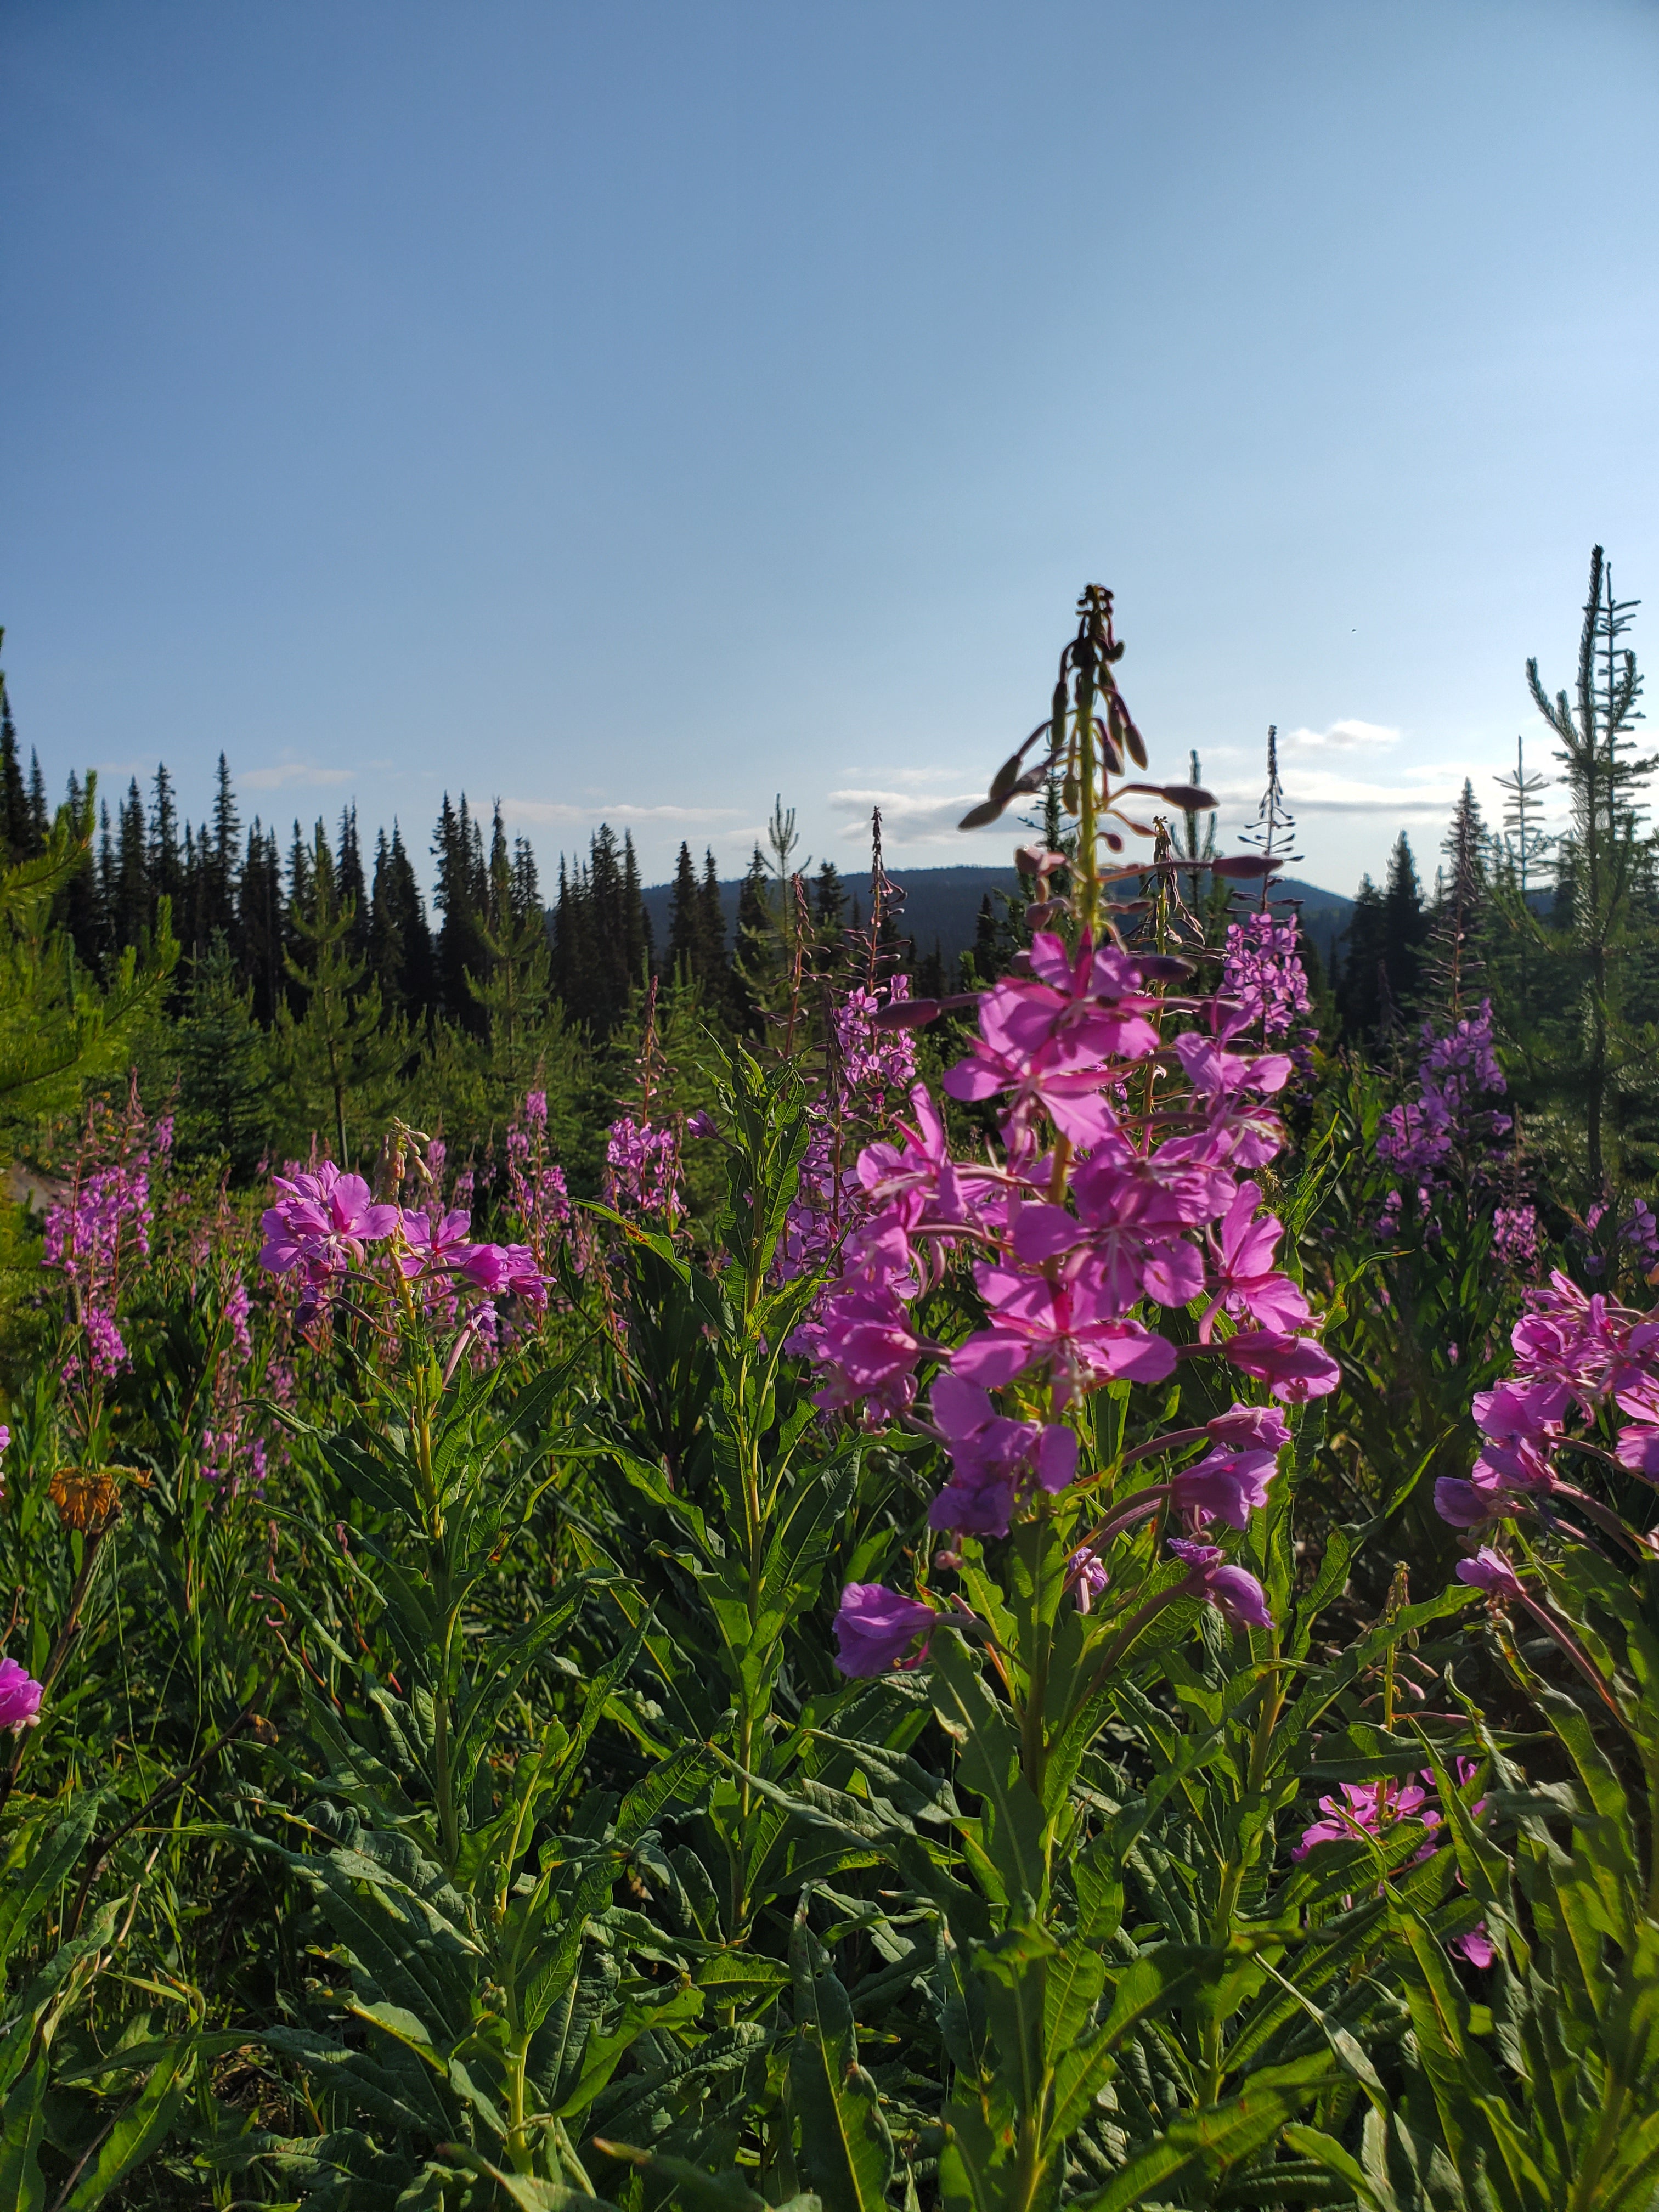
[640,865,1356,971]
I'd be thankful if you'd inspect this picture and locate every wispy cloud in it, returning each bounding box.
[1281,718,1401,755]
[502,798,753,827]
[242,758,356,792]
[828,784,990,843]
[1212,761,1482,819]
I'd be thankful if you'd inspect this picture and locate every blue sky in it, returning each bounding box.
[4,1,1657,898]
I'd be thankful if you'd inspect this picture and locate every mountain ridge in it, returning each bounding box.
[640,864,1355,969]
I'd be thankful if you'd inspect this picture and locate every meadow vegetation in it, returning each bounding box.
[0,561,1655,2208]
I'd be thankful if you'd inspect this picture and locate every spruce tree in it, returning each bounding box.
[1380,832,1427,1019]
[1335,873,1387,1042]
[171,934,272,1176]
[667,841,701,983]
[1425,781,1487,1015]
[115,780,151,950]
[275,822,404,1166]
[0,646,31,862]
[1522,544,1659,1186]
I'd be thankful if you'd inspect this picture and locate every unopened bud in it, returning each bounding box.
[871,999,940,1030]
[1210,854,1282,878]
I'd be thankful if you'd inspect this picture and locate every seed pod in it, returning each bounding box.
[1122,715,1148,770]
[871,998,940,1030]
[1096,714,1123,775]
[988,748,1025,804]
[1210,854,1282,878]
[958,794,1010,831]
[1161,783,1216,811]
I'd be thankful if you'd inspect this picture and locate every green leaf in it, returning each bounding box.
[789,1893,895,2212]
[60,2038,196,2209]
[0,2060,46,2212]
[929,1633,1047,1908]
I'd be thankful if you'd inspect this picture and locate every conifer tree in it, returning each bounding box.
[238,821,287,1025]
[115,780,151,950]
[274,822,404,1166]
[0,646,32,863]
[1521,544,1659,1186]
[1335,873,1387,1042]
[170,934,272,1176]
[26,754,49,853]
[1425,781,1487,1016]
[369,822,435,1023]
[667,841,702,983]
[149,764,184,923]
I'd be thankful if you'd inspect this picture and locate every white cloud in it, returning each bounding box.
[501,798,752,827]
[1210,761,1486,819]
[827,784,992,843]
[1281,718,1401,754]
[242,758,356,791]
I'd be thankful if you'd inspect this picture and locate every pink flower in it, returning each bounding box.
[1171,1446,1279,1530]
[261,1166,399,1280]
[1221,1328,1340,1402]
[455,1242,550,1311]
[1205,1403,1290,1452]
[0,1656,43,1731]
[1167,1537,1273,1629]
[1616,1424,1659,1479]
[832,1584,936,1676]
[1456,1547,1525,1601]
[1068,1546,1110,1612]
[397,1209,473,1279]
[1294,1776,1434,1858]
[953,1264,1176,1404]
[927,1374,1078,1538]
[1451,1923,1495,1968]
[803,1286,923,1419]
[1203,1182,1310,1336]
[1435,1477,1509,1528]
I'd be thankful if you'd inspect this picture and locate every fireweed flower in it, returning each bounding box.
[832,1585,936,1676]
[1068,1547,1110,1611]
[1456,1546,1526,1601]
[603,1115,683,1222]
[928,1374,1077,1539]
[1221,911,1311,1041]
[1167,1537,1273,1630]
[0,1656,43,1731]
[1170,1444,1279,1530]
[260,1166,399,1284]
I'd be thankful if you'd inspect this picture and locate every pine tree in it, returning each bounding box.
[432,794,491,1032]
[1335,873,1387,1042]
[60,771,108,973]
[337,804,369,964]
[114,780,151,950]
[1522,545,1659,1186]
[369,822,435,1023]
[207,753,241,949]
[238,822,287,1025]
[698,849,729,998]
[667,841,701,982]
[1425,781,1487,1016]
[0,644,31,862]
[274,822,404,1166]
[26,754,49,853]
[170,934,273,1176]
[1380,832,1427,1019]
[149,763,184,923]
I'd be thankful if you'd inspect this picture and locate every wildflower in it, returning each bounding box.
[1221,910,1311,1041]
[1492,1204,1539,1268]
[1220,1328,1340,1402]
[603,1115,683,1221]
[1068,1546,1109,1612]
[1205,1402,1291,1452]
[1201,1182,1311,1336]
[1170,1444,1279,1530]
[927,1375,1077,1539]
[260,1166,399,1282]
[1167,1537,1273,1629]
[1455,1547,1526,1601]
[0,1657,43,1731]
[398,1208,473,1279]
[953,1267,1177,1403]
[1293,1775,1436,1859]
[832,1584,936,1676]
